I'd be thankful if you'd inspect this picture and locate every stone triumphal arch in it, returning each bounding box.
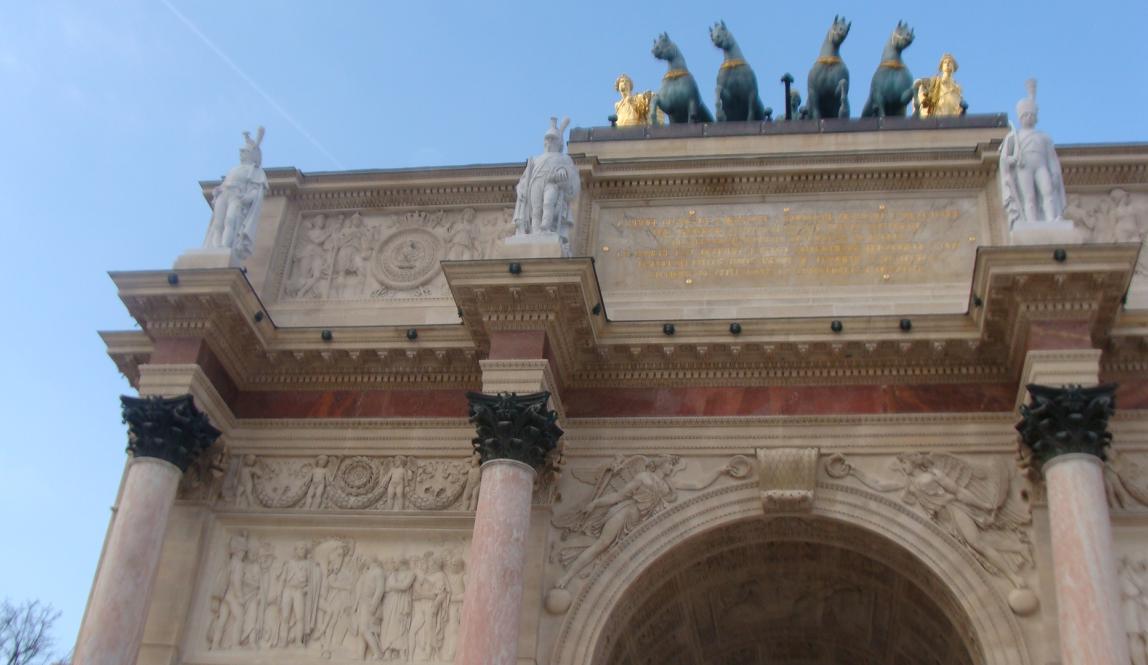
[554,479,1025,665]
[77,88,1148,664]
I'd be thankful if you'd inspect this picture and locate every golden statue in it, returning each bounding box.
[914,53,965,117]
[613,74,661,126]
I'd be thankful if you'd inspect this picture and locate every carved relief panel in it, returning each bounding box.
[1066,188,1148,300]
[1106,450,1148,513]
[189,527,469,664]
[545,454,753,611]
[824,452,1037,611]
[220,454,482,513]
[280,208,514,303]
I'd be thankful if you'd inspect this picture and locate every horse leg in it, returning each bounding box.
[688,97,699,124]
[807,87,821,120]
[837,79,850,119]
[715,87,726,122]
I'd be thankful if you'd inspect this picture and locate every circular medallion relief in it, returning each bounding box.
[372,228,443,289]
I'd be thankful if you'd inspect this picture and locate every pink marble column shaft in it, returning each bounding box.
[454,459,536,665]
[73,458,182,665]
[1045,453,1130,665]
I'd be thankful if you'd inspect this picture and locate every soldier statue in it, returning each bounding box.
[512,117,580,256]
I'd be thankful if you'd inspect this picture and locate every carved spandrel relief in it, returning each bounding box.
[222,455,474,512]
[203,530,467,662]
[825,453,1036,598]
[547,454,752,606]
[282,208,514,302]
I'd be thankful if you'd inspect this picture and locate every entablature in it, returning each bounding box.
[104,244,1142,397]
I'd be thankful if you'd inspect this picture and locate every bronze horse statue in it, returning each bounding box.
[806,15,851,119]
[652,33,713,123]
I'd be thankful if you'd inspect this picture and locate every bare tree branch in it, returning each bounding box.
[0,599,62,665]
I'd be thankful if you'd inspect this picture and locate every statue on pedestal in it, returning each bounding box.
[861,22,915,118]
[512,117,580,256]
[914,53,967,117]
[1000,80,1066,226]
[204,127,268,261]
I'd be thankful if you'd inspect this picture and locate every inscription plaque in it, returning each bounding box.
[594,198,980,292]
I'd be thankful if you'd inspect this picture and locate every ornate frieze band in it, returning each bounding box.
[1016,383,1117,475]
[121,394,221,472]
[466,391,563,470]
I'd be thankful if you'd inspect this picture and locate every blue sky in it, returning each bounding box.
[0,0,1144,655]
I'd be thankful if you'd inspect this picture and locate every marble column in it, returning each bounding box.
[1017,383,1126,665]
[74,395,220,665]
[455,391,563,665]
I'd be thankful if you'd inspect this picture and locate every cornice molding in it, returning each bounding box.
[104,244,1142,394]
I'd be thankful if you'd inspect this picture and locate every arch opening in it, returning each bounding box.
[593,516,982,665]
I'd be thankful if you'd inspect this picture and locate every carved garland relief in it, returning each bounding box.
[202,530,468,663]
[281,208,514,302]
[223,454,483,512]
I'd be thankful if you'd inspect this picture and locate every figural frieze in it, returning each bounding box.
[283,207,513,302]
[1066,188,1148,275]
[223,454,478,512]
[203,530,468,662]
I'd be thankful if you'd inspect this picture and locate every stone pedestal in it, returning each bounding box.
[454,391,562,665]
[1017,380,1125,665]
[495,233,564,259]
[73,395,220,665]
[1009,220,1085,246]
[173,247,242,270]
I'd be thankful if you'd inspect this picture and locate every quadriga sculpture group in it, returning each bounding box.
[618,17,967,126]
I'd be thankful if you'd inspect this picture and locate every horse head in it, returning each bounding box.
[829,15,851,46]
[709,20,735,51]
[891,21,915,51]
[651,32,676,61]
